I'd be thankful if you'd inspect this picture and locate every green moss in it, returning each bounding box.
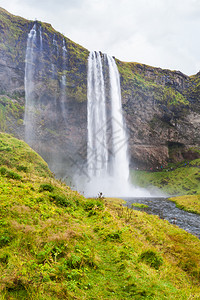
[162,86,189,106]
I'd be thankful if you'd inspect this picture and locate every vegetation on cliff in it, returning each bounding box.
[0,94,24,134]
[0,7,28,66]
[0,7,89,103]
[116,60,190,107]
[0,133,200,299]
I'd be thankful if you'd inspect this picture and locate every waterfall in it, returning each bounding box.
[87,51,108,178]
[39,26,43,52]
[84,51,130,196]
[53,34,59,57]
[106,55,129,182]
[52,35,58,79]
[80,51,151,197]
[24,24,37,146]
[61,39,67,87]
[60,38,68,123]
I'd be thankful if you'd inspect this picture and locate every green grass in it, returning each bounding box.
[131,203,149,208]
[0,132,52,177]
[0,133,200,299]
[169,195,200,215]
[131,161,200,196]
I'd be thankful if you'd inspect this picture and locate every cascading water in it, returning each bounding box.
[107,55,129,182]
[52,36,58,79]
[60,39,67,121]
[87,51,108,178]
[61,39,67,87]
[24,24,37,146]
[39,26,43,52]
[81,51,151,197]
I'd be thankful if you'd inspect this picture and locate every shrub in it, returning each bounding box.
[39,183,54,192]
[6,170,22,180]
[37,242,65,264]
[0,235,11,248]
[84,199,104,215]
[65,247,96,269]
[0,167,22,180]
[49,194,73,207]
[0,166,7,175]
[0,252,9,265]
[17,165,28,172]
[139,250,163,270]
[106,230,122,242]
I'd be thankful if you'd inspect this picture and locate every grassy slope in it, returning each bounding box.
[131,160,200,196]
[131,160,200,214]
[0,133,200,299]
[169,195,200,215]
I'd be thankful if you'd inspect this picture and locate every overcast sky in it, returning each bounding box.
[1,0,199,75]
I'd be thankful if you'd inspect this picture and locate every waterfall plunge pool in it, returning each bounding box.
[122,197,200,239]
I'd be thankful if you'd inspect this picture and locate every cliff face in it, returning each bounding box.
[0,7,199,177]
[0,8,89,177]
[117,62,200,168]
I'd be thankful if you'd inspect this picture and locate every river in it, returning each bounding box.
[123,197,200,239]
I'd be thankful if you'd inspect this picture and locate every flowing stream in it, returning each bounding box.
[123,197,200,238]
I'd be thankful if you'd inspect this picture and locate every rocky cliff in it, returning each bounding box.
[117,62,200,168]
[0,7,199,178]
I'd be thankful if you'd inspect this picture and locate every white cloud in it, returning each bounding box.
[0,0,199,74]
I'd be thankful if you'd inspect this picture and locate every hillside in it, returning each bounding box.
[0,133,200,299]
[0,7,199,180]
[131,158,200,196]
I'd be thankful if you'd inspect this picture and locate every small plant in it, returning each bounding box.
[6,170,22,180]
[17,165,28,172]
[0,235,11,248]
[39,183,54,192]
[37,242,65,264]
[106,230,122,242]
[0,166,7,175]
[0,166,22,180]
[65,246,96,269]
[0,252,9,265]
[139,250,163,270]
[49,193,73,207]
[84,199,104,216]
